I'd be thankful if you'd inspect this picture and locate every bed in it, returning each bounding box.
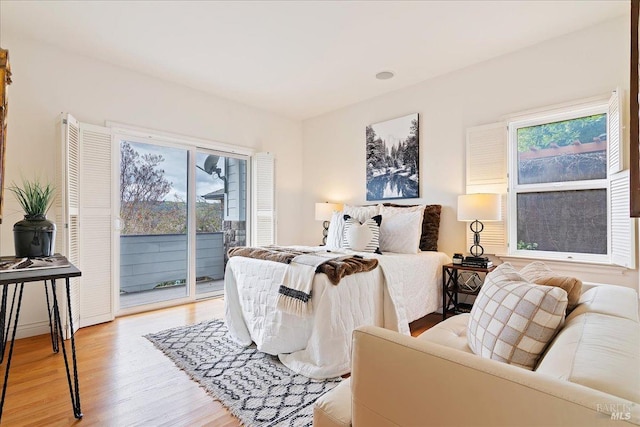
[223,204,450,379]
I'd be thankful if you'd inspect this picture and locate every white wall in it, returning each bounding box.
[0,33,303,337]
[301,17,639,289]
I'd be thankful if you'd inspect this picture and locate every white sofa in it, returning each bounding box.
[314,285,640,426]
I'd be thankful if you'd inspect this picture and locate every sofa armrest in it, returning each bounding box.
[351,325,639,427]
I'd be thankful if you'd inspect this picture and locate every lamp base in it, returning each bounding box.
[469,220,485,257]
[321,220,329,245]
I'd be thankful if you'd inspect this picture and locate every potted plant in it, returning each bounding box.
[9,179,56,257]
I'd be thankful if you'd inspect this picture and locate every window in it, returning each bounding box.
[509,106,609,262]
[466,90,635,268]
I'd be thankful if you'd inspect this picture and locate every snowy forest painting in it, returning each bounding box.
[366,113,419,201]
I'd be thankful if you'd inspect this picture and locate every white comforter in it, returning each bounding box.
[224,247,451,379]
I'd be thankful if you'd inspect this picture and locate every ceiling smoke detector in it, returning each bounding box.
[375,71,394,80]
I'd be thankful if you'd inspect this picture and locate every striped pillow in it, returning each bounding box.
[342,214,382,254]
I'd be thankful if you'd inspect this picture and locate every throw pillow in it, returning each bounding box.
[519,262,583,312]
[325,211,345,250]
[343,204,381,224]
[518,261,554,282]
[378,205,423,253]
[467,263,568,370]
[342,214,382,254]
[531,276,582,312]
[384,203,441,251]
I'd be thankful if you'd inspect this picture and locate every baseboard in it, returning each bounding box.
[11,320,51,340]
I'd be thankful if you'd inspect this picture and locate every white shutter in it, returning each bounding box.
[252,152,275,246]
[57,114,81,337]
[607,89,623,174]
[465,123,508,255]
[78,123,114,327]
[610,171,636,268]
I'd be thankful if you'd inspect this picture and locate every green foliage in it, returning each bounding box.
[9,179,55,217]
[517,114,606,153]
[517,240,538,250]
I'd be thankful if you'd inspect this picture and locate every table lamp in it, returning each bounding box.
[457,193,501,258]
[315,202,342,245]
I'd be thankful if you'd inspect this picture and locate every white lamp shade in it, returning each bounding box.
[457,193,501,222]
[315,202,342,221]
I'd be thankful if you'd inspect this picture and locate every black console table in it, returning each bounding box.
[0,262,82,420]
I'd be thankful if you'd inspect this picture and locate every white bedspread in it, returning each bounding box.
[224,248,451,379]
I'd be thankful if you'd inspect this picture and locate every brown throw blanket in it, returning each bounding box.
[227,246,378,285]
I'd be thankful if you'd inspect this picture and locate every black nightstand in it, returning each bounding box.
[442,263,496,321]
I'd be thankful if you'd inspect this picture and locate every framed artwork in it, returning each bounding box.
[0,48,11,224]
[366,113,419,201]
[631,0,640,217]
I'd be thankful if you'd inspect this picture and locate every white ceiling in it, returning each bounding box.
[0,1,628,120]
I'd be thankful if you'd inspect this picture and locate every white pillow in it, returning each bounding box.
[379,205,424,254]
[343,204,380,223]
[325,211,345,250]
[342,215,381,253]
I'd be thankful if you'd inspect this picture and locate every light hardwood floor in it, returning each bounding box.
[1,298,440,426]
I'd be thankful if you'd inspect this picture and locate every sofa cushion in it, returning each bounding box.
[467,263,568,370]
[519,262,582,312]
[417,313,473,353]
[536,312,640,403]
[313,378,352,427]
[566,285,639,323]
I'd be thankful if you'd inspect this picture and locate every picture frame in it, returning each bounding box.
[365,113,419,201]
[632,0,640,217]
[0,48,11,225]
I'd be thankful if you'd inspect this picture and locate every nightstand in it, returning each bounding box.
[442,263,496,321]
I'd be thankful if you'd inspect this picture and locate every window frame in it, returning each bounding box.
[507,101,611,263]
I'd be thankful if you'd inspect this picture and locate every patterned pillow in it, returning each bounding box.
[342,214,382,254]
[467,263,568,370]
[325,211,346,249]
[343,204,381,224]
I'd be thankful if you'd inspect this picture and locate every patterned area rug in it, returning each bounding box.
[145,319,341,427]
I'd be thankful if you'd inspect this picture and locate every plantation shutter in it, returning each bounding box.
[610,170,636,268]
[608,89,623,174]
[252,152,275,246]
[57,114,81,337]
[60,115,114,333]
[78,122,114,326]
[607,90,635,268]
[465,123,508,255]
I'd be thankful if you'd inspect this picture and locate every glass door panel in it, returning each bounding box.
[119,140,189,309]
[195,151,247,296]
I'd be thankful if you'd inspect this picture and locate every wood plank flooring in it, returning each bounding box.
[0,298,441,426]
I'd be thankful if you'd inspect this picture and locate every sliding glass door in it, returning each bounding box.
[119,140,190,309]
[115,134,249,312]
[195,151,247,296]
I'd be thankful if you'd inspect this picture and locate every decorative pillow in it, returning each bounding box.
[343,204,381,224]
[325,211,346,250]
[519,261,554,282]
[467,263,568,370]
[384,203,441,251]
[378,205,423,254]
[342,214,382,254]
[519,262,583,312]
[532,276,582,312]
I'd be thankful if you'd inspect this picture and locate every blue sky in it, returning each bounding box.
[125,141,227,201]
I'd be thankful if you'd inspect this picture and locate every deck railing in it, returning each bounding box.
[120,232,224,293]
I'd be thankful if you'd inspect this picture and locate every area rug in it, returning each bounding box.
[145,319,341,427]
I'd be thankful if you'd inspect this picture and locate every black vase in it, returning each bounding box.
[13,214,56,258]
